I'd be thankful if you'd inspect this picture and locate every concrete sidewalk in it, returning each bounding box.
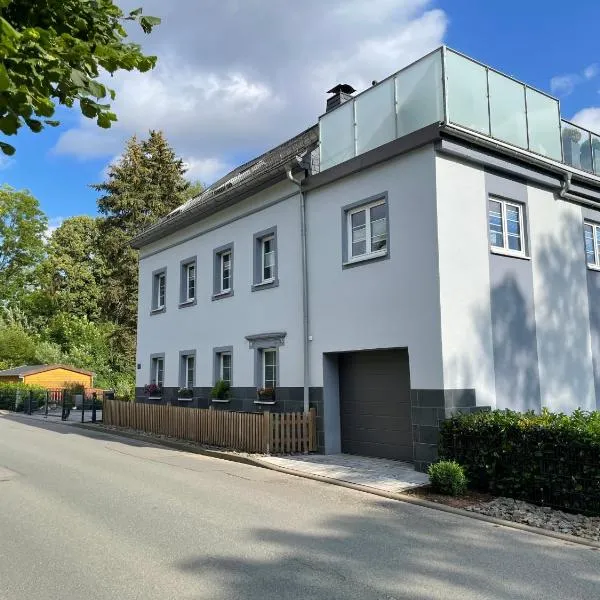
[255,453,428,493]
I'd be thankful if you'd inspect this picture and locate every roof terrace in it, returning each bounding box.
[319,47,600,178]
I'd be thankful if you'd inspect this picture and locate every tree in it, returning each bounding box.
[0,185,47,305]
[35,216,106,322]
[0,325,36,369]
[93,131,190,354]
[0,1,160,155]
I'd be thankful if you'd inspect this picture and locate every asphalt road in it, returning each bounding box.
[0,416,598,600]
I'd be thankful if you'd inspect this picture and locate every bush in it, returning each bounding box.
[439,409,600,515]
[210,379,230,400]
[0,382,46,411]
[428,460,467,496]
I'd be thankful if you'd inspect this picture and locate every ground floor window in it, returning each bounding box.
[263,349,277,389]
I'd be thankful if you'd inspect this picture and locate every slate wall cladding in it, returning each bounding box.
[135,386,325,452]
[411,388,489,472]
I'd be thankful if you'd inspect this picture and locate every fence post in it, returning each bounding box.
[45,390,49,418]
[91,392,97,423]
[81,392,85,423]
[27,390,32,415]
[263,411,271,454]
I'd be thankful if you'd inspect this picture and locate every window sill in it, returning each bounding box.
[587,264,600,272]
[343,251,388,268]
[179,299,196,308]
[254,400,276,405]
[177,397,194,402]
[147,396,162,400]
[212,290,234,301]
[251,279,279,292]
[211,398,230,403]
[490,248,531,261]
[150,307,166,315]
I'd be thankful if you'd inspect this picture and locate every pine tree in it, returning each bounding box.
[92,131,191,342]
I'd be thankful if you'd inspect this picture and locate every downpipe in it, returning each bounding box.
[285,166,310,414]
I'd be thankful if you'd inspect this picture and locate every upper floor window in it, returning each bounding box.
[347,200,388,260]
[152,268,167,312]
[252,227,278,291]
[488,198,526,257]
[180,258,196,305]
[213,243,234,300]
[220,251,232,292]
[261,236,275,282]
[584,222,600,269]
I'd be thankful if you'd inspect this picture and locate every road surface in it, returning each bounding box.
[0,415,598,600]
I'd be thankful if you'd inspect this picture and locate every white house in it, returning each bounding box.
[132,48,600,470]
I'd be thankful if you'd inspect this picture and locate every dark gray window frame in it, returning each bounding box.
[212,345,233,386]
[179,257,197,307]
[245,332,286,388]
[341,192,390,269]
[149,352,165,388]
[252,226,279,291]
[178,349,196,389]
[212,242,234,300]
[151,267,167,314]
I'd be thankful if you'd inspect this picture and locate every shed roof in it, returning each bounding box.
[0,364,95,377]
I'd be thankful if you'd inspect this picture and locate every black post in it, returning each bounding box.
[27,390,32,415]
[92,392,97,423]
[81,392,85,423]
[45,390,49,418]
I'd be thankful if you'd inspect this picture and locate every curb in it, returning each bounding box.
[18,418,600,551]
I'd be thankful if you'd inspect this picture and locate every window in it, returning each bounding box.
[252,227,278,290]
[178,352,195,389]
[151,355,164,388]
[220,251,231,292]
[152,269,167,312]
[179,258,196,307]
[212,243,234,299]
[488,198,526,256]
[220,352,232,384]
[342,195,389,267]
[261,237,275,282]
[263,349,277,388]
[347,200,388,260]
[584,222,600,268]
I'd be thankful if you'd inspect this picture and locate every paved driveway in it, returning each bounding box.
[0,415,598,600]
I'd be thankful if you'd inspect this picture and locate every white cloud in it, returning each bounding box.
[53,0,448,185]
[44,216,65,241]
[550,63,600,96]
[183,157,232,183]
[584,64,599,80]
[572,107,600,134]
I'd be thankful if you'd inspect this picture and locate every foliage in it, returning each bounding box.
[0,185,47,303]
[439,409,600,515]
[93,131,191,339]
[0,0,160,155]
[0,325,36,368]
[0,381,45,411]
[257,387,275,400]
[178,387,194,399]
[428,460,467,496]
[34,216,106,321]
[144,383,162,396]
[210,379,230,400]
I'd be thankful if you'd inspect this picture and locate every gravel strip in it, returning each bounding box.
[466,497,600,541]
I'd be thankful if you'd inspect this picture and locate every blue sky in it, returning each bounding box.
[2,0,599,229]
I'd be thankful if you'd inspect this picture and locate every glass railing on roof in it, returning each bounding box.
[319,47,600,177]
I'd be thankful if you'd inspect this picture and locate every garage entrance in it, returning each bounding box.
[339,349,413,461]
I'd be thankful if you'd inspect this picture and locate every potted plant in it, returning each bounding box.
[144,383,163,399]
[178,387,194,401]
[256,387,276,403]
[210,379,230,402]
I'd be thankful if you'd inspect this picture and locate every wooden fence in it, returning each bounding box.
[103,400,316,454]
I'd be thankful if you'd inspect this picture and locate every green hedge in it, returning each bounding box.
[439,409,600,515]
[0,382,46,411]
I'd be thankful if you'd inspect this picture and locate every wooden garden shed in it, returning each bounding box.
[0,364,94,389]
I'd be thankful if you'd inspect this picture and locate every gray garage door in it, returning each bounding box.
[339,349,413,461]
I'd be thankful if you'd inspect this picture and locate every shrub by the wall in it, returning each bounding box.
[0,382,46,411]
[428,460,467,496]
[439,409,600,515]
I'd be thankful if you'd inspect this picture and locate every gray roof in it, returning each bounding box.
[130,125,319,249]
[0,364,94,377]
